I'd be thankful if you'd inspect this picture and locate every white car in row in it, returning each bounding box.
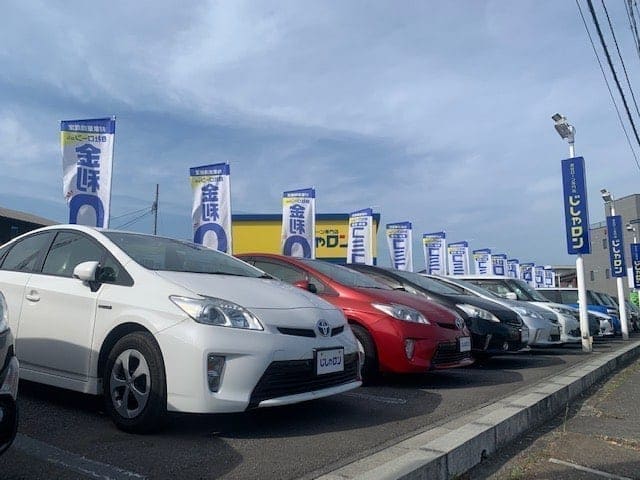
[0,225,361,432]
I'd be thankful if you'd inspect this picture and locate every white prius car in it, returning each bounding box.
[0,225,361,432]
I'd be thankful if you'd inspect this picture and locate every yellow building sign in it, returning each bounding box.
[232,213,380,262]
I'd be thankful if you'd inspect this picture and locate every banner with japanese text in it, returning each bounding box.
[473,248,491,275]
[422,232,446,275]
[520,263,534,286]
[386,222,413,271]
[534,265,545,288]
[543,266,556,287]
[606,215,627,277]
[61,117,115,227]
[491,253,507,276]
[507,259,520,279]
[281,188,316,258]
[561,157,591,254]
[631,244,640,288]
[447,241,470,276]
[346,208,374,265]
[190,163,232,253]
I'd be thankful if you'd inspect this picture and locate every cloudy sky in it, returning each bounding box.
[1,0,639,266]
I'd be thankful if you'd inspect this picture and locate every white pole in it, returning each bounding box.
[569,141,593,352]
[609,201,630,340]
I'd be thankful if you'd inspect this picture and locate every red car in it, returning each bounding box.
[237,254,474,380]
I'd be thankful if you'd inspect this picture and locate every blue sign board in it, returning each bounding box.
[606,215,626,277]
[561,157,591,254]
[631,243,640,288]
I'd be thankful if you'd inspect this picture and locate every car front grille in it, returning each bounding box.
[431,342,472,366]
[248,353,359,408]
[276,325,346,338]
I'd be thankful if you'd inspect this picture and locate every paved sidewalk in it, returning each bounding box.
[468,357,640,479]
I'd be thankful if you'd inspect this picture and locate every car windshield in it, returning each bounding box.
[103,232,265,277]
[505,279,550,302]
[391,270,467,295]
[298,259,390,289]
[429,276,504,299]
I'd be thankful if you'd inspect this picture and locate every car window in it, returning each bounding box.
[298,259,390,289]
[42,232,106,277]
[391,270,466,295]
[251,260,328,294]
[467,279,519,299]
[559,290,579,304]
[0,232,55,273]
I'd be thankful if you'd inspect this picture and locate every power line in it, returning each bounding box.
[584,0,640,172]
[577,0,640,171]
[624,0,640,62]
[601,0,640,119]
[110,206,151,221]
[113,210,153,230]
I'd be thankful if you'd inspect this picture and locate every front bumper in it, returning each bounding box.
[520,316,563,347]
[156,315,361,414]
[466,318,526,354]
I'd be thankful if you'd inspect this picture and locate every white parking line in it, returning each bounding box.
[343,392,407,404]
[548,458,633,480]
[14,434,147,480]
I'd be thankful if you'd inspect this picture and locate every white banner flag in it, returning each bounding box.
[386,222,413,271]
[191,163,232,253]
[507,258,520,279]
[447,241,470,275]
[543,266,556,287]
[282,188,316,258]
[423,232,447,275]
[520,263,535,286]
[61,117,115,227]
[473,248,492,275]
[534,265,545,288]
[491,254,507,276]
[347,208,374,265]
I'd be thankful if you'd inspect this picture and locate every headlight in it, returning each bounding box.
[371,303,430,324]
[512,306,542,319]
[457,304,500,322]
[170,296,263,330]
[0,292,8,333]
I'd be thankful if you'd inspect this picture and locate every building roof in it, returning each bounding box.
[0,206,57,226]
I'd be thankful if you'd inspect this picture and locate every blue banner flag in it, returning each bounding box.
[447,241,470,275]
[631,243,640,288]
[507,258,520,278]
[386,222,413,271]
[492,253,507,276]
[472,248,491,275]
[520,263,534,286]
[606,215,627,277]
[561,157,591,254]
[423,232,446,275]
[347,208,374,265]
[281,188,316,258]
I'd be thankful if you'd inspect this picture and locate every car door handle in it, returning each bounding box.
[25,291,40,302]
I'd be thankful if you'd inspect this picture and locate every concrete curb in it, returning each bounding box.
[316,340,640,480]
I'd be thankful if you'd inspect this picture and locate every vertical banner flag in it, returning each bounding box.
[346,208,374,265]
[534,265,545,288]
[492,254,507,276]
[386,222,413,271]
[561,157,591,254]
[473,248,491,275]
[544,266,556,287]
[61,117,115,227]
[423,232,447,275]
[507,258,520,279]
[631,244,640,288]
[520,263,534,286]
[190,163,232,253]
[447,241,470,276]
[606,215,627,277]
[282,188,316,258]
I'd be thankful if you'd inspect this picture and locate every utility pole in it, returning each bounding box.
[152,184,159,235]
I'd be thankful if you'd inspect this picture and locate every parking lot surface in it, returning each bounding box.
[1,339,630,480]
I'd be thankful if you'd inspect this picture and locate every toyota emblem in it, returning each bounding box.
[455,318,465,330]
[317,319,331,337]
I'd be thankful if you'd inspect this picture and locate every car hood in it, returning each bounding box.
[154,271,337,310]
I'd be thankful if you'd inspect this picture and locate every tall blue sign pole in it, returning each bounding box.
[555,113,592,352]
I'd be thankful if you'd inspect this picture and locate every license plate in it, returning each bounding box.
[521,328,529,342]
[459,337,471,352]
[316,348,344,375]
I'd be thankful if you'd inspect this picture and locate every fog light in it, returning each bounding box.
[207,354,225,392]
[404,339,415,360]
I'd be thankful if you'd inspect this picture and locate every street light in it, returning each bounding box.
[552,113,591,352]
[601,189,630,340]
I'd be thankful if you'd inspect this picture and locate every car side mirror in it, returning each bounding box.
[293,279,318,294]
[73,261,100,282]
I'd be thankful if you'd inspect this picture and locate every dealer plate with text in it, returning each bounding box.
[316,348,344,375]
[459,337,471,352]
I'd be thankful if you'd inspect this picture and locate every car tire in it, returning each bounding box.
[350,324,378,383]
[103,332,167,433]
